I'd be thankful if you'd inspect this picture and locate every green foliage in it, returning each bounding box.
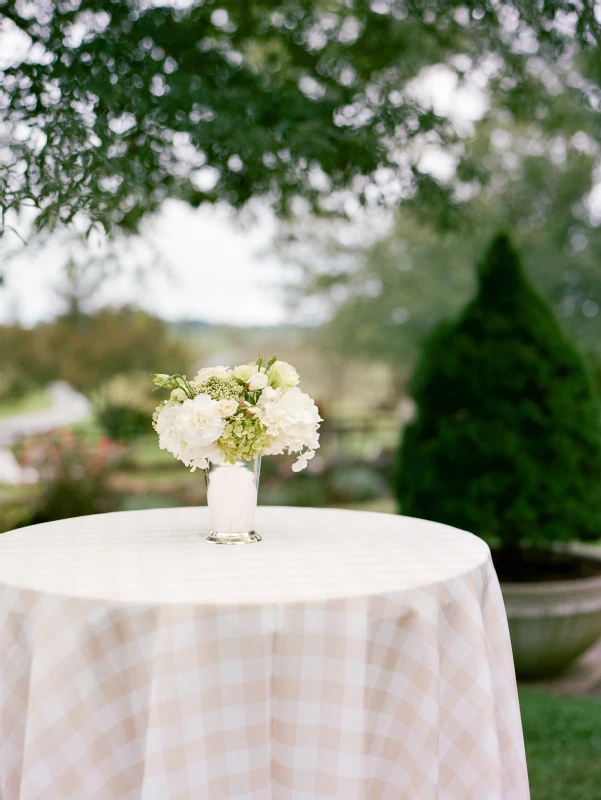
[280,117,601,364]
[327,464,389,503]
[2,1,601,234]
[285,217,474,367]
[259,452,392,507]
[93,373,158,441]
[0,327,44,402]
[96,405,150,442]
[519,690,601,800]
[260,470,329,508]
[0,386,51,416]
[396,234,601,550]
[0,307,190,395]
[0,486,38,534]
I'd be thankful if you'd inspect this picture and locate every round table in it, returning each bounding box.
[0,507,529,800]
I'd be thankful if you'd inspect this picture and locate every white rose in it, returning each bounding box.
[175,394,226,448]
[268,360,300,390]
[216,398,239,418]
[257,387,321,455]
[247,371,269,391]
[233,363,259,382]
[194,365,232,383]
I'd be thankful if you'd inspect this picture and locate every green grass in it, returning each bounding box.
[520,689,601,799]
[111,467,200,491]
[331,498,396,514]
[119,494,182,512]
[0,389,52,419]
[129,434,176,468]
[70,417,105,441]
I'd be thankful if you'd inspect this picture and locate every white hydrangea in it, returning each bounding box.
[179,441,224,471]
[257,386,321,469]
[156,394,227,470]
[291,449,316,473]
[156,403,185,457]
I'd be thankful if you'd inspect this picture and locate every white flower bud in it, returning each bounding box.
[233,363,259,382]
[268,360,300,390]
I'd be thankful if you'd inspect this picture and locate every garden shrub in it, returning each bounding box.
[95,405,150,442]
[93,373,157,441]
[396,233,601,552]
[14,430,124,525]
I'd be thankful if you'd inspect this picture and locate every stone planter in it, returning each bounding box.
[501,548,601,679]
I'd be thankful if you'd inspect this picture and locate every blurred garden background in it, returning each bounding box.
[3,1,601,796]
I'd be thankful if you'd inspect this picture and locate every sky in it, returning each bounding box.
[0,203,292,327]
[0,22,292,328]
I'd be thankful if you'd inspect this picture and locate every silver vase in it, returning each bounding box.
[204,457,262,544]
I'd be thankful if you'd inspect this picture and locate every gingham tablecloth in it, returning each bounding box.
[0,507,529,800]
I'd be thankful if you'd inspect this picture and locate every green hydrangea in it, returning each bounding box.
[218,412,271,463]
[194,377,243,402]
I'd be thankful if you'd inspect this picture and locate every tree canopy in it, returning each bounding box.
[2,0,601,236]
[278,86,601,364]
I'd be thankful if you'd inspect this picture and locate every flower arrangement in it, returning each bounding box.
[152,357,321,472]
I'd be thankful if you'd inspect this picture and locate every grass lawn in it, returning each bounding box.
[129,434,176,468]
[0,389,52,419]
[520,689,601,799]
[331,498,396,514]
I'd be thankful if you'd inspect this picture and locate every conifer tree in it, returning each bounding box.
[397,233,601,553]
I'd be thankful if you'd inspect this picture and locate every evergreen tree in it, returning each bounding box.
[397,233,601,553]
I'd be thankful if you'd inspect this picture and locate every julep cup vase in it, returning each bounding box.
[204,458,262,544]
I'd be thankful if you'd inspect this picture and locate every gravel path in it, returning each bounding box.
[0,382,91,447]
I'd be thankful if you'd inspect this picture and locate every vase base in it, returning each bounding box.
[204,531,262,545]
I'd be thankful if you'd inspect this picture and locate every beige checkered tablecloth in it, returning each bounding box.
[0,507,529,800]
